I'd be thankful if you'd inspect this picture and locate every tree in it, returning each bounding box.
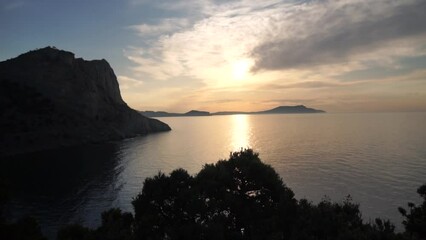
[0,179,46,240]
[56,149,416,240]
[131,149,405,240]
[399,184,426,239]
[132,149,297,240]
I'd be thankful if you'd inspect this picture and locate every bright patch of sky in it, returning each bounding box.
[1,0,426,112]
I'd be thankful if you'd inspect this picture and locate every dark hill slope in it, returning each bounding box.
[0,47,170,156]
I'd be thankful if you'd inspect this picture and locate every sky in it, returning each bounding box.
[1,0,426,113]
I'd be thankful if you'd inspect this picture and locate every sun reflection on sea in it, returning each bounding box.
[231,114,251,150]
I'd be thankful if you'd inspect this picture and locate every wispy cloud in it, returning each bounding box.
[127,0,426,81]
[125,0,282,86]
[251,0,426,71]
[121,0,426,112]
[129,18,190,37]
[2,0,24,11]
[117,75,143,91]
[260,81,350,90]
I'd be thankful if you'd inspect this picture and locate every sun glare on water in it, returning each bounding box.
[231,59,252,81]
[231,114,251,150]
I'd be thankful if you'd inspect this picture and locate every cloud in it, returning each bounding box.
[129,18,190,37]
[122,0,426,112]
[260,81,349,90]
[128,0,240,13]
[2,0,24,11]
[125,0,282,84]
[251,0,426,71]
[117,75,143,90]
[126,0,426,83]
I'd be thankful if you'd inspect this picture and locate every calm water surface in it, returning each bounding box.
[2,113,426,238]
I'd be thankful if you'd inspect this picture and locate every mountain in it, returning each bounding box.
[257,105,325,114]
[185,110,210,116]
[141,105,325,117]
[0,47,170,156]
[141,111,183,117]
[212,111,248,115]
[141,110,211,117]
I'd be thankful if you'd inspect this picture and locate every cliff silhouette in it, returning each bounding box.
[0,47,170,156]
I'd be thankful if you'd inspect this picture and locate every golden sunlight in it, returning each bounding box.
[231,59,252,80]
[231,114,251,150]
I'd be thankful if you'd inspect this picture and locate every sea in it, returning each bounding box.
[1,112,426,239]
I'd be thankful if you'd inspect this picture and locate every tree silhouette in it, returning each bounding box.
[399,184,426,239]
[52,149,423,239]
[131,149,403,240]
[0,179,46,240]
[132,149,296,240]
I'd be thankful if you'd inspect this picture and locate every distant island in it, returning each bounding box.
[0,47,170,156]
[140,105,325,118]
[141,110,211,117]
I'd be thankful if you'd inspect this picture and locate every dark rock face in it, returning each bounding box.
[0,47,170,156]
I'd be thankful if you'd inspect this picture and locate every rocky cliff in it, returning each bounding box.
[0,47,170,156]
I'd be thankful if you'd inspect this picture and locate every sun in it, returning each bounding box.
[231,59,252,80]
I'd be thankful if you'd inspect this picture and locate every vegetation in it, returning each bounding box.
[132,150,297,240]
[1,149,426,239]
[399,185,426,239]
[0,179,46,240]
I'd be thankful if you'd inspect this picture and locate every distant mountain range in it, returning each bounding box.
[140,105,325,118]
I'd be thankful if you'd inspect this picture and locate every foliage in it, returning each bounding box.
[0,216,47,240]
[132,149,296,240]
[129,149,404,240]
[0,179,47,240]
[295,197,401,240]
[399,184,426,239]
[3,149,426,239]
[57,224,93,240]
[57,209,134,240]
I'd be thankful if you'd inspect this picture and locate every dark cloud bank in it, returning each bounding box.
[251,0,426,71]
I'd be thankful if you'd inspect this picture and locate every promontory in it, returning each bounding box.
[0,47,171,156]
